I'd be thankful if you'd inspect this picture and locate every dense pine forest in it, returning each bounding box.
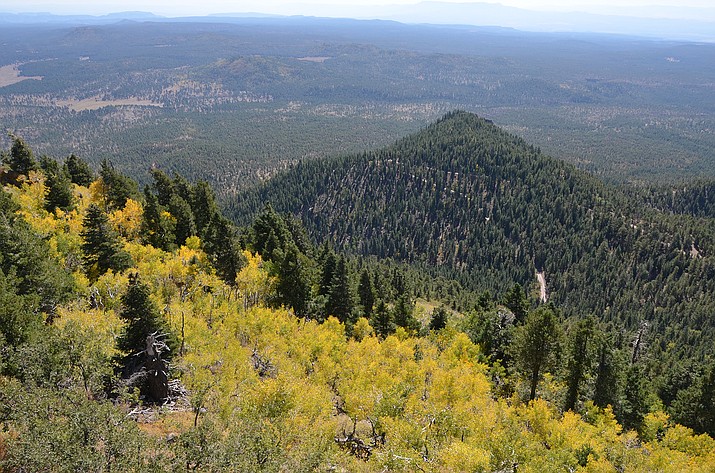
[3,118,715,471]
[2,17,715,190]
[229,111,715,360]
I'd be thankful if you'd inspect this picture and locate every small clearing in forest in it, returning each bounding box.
[0,64,43,88]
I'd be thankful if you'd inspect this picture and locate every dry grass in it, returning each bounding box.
[56,96,163,111]
[137,411,195,438]
[0,64,42,88]
[296,56,331,63]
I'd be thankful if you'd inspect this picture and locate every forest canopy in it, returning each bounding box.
[2,124,715,471]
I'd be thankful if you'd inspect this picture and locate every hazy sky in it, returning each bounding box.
[1,0,714,17]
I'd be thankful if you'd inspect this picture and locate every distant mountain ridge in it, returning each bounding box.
[228,111,715,357]
[0,11,162,25]
[1,4,713,41]
[365,1,715,41]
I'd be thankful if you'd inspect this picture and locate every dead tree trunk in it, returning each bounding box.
[143,333,169,401]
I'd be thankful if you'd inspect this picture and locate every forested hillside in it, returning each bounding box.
[3,133,715,471]
[637,180,715,219]
[229,111,715,360]
[2,17,715,189]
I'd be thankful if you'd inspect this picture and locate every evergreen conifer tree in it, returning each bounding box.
[0,268,43,348]
[357,268,375,317]
[149,169,175,207]
[81,203,133,280]
[172,172,194,205]
[191,180,219,235]
[503,284,529,324]
[371,268,387,301]
[319,251,337,297]
[64,153,94,187]
[283,214,314,256]
[140,188,176,251]
[392,268,407,300]
[371,300,394,339]
[168,194,196,247]
[512,306,561,400]
[117,273,173,360]
[619,364,649,432]
[429,306,449,332]
[462,307,515,362]
[593,335,621,409]
[3,134,38,175]
[693,361,715,435]
[250,203,292,262]
[202,215,244,285]
[671,359,715,436]
[40,156,74,212]
[658,359,697,410]
[1,202,75,315]
[0,187,19,219]
[275,244,312,317]
[393,293,418,332]
[99,160,138,210]
[326,256,354,324]
[564,317,595,412]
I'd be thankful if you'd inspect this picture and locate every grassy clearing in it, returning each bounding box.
[0,64,42,88]
[56,96,163,111]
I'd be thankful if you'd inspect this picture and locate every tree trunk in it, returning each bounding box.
[144,354,169,401]
[530,368,539,401]
[144,334,169,401]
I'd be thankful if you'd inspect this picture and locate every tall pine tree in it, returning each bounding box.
[671,358,715,436]
[619,364,650,432]
[319,251,337,297]
[593,334,621,409]
[3,134,38,176]
[512,306,561,401]
[429,306,449,332]
[503,284,529,324]
[64,153,94,187]
[117,273,174,363]
[563,317,595,412]
[168,194,196,247]
[371,300,394,339]
[149,169,175,207]
[326,256,354,324]
[40,156,74,213]
[357,268,375,317]
[393,293,418,332]
[202,215,244,285]
[140,187,176,251]
[99,160,138,211]
[81,203,132,280]
[274,244,312,318]
[191,180,219,236]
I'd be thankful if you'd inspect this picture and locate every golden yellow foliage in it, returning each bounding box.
[438,441,491,472]
[352,317,374,341]
[88,179,107,206]
[54,305,124,359]
[235,251,275,309]
[109,198,143,240]
[12,172,45,214]
[5,180,714,472]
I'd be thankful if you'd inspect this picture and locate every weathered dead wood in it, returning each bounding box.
[251,349,277,379]
[334,416,386,461]
[121,332,172,402]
